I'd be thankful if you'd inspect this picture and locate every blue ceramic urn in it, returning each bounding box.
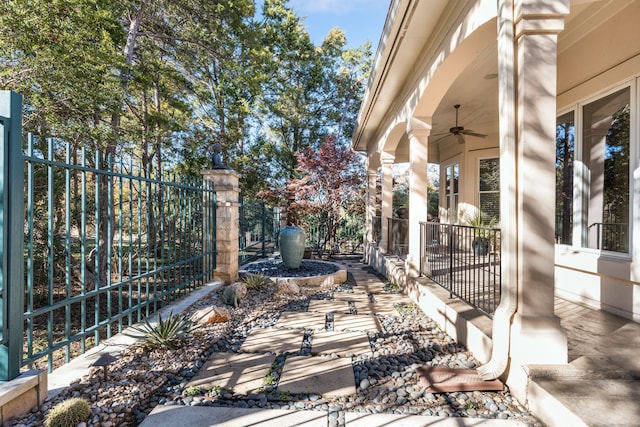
[279,226,305,269]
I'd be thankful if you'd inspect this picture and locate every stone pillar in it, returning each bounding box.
[406,119,430,277]
[203,169,241,284]
[366,164,378,246]
[496,1,569,394]
[379,153,394,254]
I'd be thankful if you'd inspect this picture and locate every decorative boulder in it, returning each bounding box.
[192,306,231,324]
[229,282,247,298]
[222,282,247,307]
[276,281,300,295]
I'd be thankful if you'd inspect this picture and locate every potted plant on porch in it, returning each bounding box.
[469,212,498,256]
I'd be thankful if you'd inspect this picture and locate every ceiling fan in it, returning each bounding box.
[433,104,488,144]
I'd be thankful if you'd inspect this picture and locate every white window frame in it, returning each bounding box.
[441,157,461,224]
[557,80,636,259]
[476,154,500,223]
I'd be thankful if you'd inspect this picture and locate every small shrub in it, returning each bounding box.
[278,390,292,401]
[242,274,271,290]
[44,398,91,427]
[207,385,225,394]
[396,303,416,314]
[184,385,202,396]
[263,372,277,385]
[127,310,199,350]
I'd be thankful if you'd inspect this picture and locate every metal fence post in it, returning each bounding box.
[0,91,24,381]
[261,202,266,258]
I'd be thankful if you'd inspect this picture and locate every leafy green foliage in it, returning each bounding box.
[127,311,199,350]
[184,386,202,396]
[263,372,277,386]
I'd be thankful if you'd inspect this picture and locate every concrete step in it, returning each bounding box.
[528,376,640,427]
[140,405,533,427]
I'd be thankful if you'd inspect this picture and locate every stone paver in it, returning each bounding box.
[275,311,326,330]
[307,299,350,314]
[278,356,356,396]
[311,331,371,357]
[333,293,371,303]
[355,294,412,315]
[345,412,531,426]
[240,328,304,354]
[358,282,386,294]
[186,352,275,394]
[140,406,328,427]
[333,314,383,333]
[373,294,413,305]
[355,301,398,315]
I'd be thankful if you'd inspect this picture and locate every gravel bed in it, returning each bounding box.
[9,274,543,427]
[243,260,340,277]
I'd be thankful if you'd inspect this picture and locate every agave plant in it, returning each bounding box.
[242,274,272,290]
[127,311,199,350]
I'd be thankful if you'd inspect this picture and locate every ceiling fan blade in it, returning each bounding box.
[461,130,488,138]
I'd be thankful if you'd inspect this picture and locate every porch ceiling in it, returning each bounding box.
[353,0,610,164]
[393,44,499,164]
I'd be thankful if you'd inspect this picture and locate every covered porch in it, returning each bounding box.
[352,0,640,419]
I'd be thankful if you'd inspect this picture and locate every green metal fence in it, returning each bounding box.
[22,135,216,373]
[304,215,364,255]
[0,91,26,381]
[0,91,216,378]
[239,199,279,265]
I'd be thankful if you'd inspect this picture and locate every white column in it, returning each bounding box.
[406,119,430,277]
[479,2,569,398]
[366,168,378,244]
[364,160,378,263]
[483,2,569,399]
[379,153,394,254]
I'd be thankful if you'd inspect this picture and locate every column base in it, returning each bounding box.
[404,254,420,278]
[510,314,568,365]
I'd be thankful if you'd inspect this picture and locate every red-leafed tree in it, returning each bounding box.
[288,135,365,251]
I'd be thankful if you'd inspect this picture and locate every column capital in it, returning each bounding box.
[407,117,432,140]
[380,151,395,165]
[514,0,569,37]
[514,0,569,18]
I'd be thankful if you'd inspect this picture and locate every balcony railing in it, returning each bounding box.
[420,222,501,317]
[372,216,382,244]
[588,222,628,253]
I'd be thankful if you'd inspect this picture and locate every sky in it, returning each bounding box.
[288,0,390,49]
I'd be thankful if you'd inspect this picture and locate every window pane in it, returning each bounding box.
[582,88,630,253]
[427,163,439,221]
[555,111,574,245]
[478,158,499,223]
[479,158,499,191]
[479,192,500,221]
[445,164,459,223]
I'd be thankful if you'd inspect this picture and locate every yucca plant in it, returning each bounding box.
[127,311,199,350]
[242,274,272,290]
